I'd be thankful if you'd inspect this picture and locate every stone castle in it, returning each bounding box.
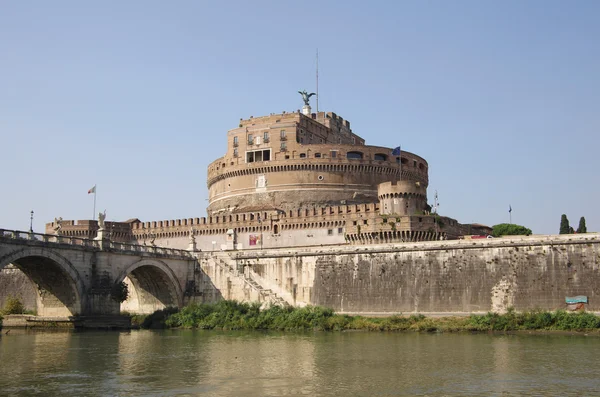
[47,102,491,250]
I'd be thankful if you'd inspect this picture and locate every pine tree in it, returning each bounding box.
[559,214,570,234]
[577,217,587,233]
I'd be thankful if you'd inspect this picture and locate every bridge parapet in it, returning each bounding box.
[0,229,193,260]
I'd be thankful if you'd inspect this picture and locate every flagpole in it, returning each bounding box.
[93,188,97,220]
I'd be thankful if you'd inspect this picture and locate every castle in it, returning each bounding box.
[47,100,491,250]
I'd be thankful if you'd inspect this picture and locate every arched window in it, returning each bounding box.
[346,151,363,160]
[374,153,387,161]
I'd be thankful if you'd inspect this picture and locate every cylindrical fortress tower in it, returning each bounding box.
[377,181,428,216]
[207,111,429,214]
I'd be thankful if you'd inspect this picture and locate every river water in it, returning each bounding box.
[0,329,598,396]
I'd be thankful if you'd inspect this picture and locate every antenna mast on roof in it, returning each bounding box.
[316,49,319,113]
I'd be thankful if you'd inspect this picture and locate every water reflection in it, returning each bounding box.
[1,330,600,396]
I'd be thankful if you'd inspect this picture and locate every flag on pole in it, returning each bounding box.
[88,185,96,194]
[391,146,401,156]
[509,205,512,213]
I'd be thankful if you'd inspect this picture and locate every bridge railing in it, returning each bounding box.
[0,229,100,247]
[108,241,192,257]
[0,229,192,258]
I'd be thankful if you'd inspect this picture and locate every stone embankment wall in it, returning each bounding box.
[204,234,600,314]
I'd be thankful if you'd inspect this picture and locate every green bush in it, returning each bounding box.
[492,223,532,237]
[140,301,600,333]
[3,297,25,315]
[468,308,600,331]
[139,306,179,329]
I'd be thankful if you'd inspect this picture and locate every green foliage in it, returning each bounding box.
[139,306,179,329]
[110,282,129,303]
[560,214,571,234]
[140,301,600,333]
[491,223,532,237]
[164,301,337,331]
[577,217,587,233]
[2,296,25,315]
[468,308,600,331]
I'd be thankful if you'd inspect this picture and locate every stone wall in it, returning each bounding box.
[0,265,37,312]
[210,234,600,314]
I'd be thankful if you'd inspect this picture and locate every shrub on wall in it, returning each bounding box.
[110,282,129,303]
[491,223,532,237]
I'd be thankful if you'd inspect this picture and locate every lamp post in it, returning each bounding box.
[29,210,34,233]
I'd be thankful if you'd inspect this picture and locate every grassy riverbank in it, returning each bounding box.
[132,300,600,333]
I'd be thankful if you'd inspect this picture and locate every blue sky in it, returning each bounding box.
[1,1,598,234]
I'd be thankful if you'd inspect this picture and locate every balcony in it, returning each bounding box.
[263,136,270,143]
[233,141,239,147]
[280,135,287,141]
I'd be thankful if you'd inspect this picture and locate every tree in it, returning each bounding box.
[559,214,570,234]
[577,217,587,233]
[491,223,532,237]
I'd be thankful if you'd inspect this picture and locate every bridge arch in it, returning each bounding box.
[0,247,84,316]
[116,259,183,314]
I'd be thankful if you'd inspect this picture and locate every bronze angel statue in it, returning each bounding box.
[298,90,316,106]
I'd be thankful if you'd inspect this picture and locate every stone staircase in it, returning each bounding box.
[214,256,288,307]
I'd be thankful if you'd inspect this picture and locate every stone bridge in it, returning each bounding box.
[0,229,199,319]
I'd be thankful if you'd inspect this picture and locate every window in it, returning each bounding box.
[263,131,269,142]
[374,153,387,161]
[363,220,367,225]
[352,137,356,144]
[347,151,364,160]
[299,153,306,158]
[248,134,254,145]
[233,136,239,146]
[233,148,238,157]
[338,227,343,234]
[331,150,337,158]
[280,142,287,151]
[315,153,321,158]
[328,229,333,235]
[246,149,271,163]
[413,160,417,167]
[280,130,286,139]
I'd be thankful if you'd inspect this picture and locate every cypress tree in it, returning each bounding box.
[577,217,587,233]
[559,214,570,234]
